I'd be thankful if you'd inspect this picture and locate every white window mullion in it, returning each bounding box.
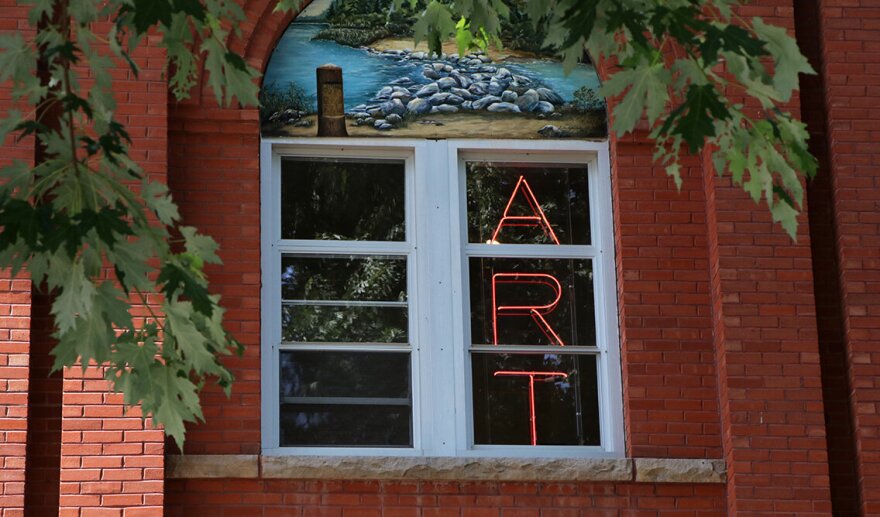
[447,143,473,453]
[414,140,457,456]
[260,140,281,451]
[593,149,625,455]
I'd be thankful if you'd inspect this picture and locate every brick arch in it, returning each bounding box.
[239,0,302,77]
[182,0,303,107]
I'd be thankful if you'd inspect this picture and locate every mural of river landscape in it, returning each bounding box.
[260,0,607,139]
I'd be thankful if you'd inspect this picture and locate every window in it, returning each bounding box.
[261,139,622,457]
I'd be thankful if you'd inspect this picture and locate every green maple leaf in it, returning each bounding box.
[671,84,730,153]
[771,199,799,240]
[165,301,217,374]
[414,1,457,56]
[701,23,767,64]
[110,238,155,293]
[143,180,180,226]
[95,281,133,329]
[157,262,213,316]
[181,226,221,265]
[601,60,671,135]
[0,110,22,143]
[154,367,202,449]
[52,310,114,372]
[109,333,161,402]
[172,0,206,21]
[51,261,96,333]
[132,0,173,33]
[752,17,815,102]
[75,206,132,248]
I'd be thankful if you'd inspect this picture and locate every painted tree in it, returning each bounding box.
[0,0,815,447]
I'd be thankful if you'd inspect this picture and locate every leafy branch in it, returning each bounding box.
[0,0,259,448]
[377,0,817,239]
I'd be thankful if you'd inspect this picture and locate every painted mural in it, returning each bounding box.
[260,0,607,139]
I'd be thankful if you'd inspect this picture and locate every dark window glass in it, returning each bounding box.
[469,258,596,347]
[282,256,406,302]
[281,158,405,241]
[282,305,407,343]
[280,351,412,447]
[467,162,590,245]
[280,405,411,447]
[472,353,599,446]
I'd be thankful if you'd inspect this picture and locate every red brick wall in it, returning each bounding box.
[0,273,29,517]
[701,2,832,514]
[0,2,33,514]
[53,30,168,516]
[166,0,829,515]
[4,0,880,516]
[0,7,168,516]
[165,479,727,517]
[809,1,880,514]
[166,105,263,455]
[612,139,721,460]
[796,0,863,514]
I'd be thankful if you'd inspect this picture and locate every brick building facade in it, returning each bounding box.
[1,1,878,516]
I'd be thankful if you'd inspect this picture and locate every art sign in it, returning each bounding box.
[260,0,607,139]
[488,176,571,445]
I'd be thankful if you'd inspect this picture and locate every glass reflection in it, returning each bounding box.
[281,256,406,302]
[282,304,407,343]
[281,255,408,344]
[282,158,405,241]
[467,162,590,245]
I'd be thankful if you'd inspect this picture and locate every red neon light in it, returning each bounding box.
[490,176,560,245]
[492,273,565,346]
[494,370,569,446]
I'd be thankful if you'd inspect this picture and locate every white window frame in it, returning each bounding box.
[261,137,623,458]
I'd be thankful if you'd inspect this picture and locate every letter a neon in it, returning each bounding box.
[492,273,565,346]
[491,176,560,245]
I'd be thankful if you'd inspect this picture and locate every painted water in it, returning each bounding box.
[262,23,602,112]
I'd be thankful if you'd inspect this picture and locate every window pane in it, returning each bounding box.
[281,255,408,344]
[471,353,599,446]
[282,304,407,343]
[469,258,596,347]
[280,351,410,398]
[281,158,405,241]
[282,256,407,302]
[280,351,412,447]
[467,162,590,245]
[280,405,411,447]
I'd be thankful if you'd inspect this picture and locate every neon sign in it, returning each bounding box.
[490,176,560,245]
[493,370,569,446]
[488,174,571,445]
[491,273,565,346]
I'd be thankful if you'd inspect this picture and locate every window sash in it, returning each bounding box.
[261,138,623,458]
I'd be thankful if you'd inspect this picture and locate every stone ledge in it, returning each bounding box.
[634,458,726,484]
[165,455,727,484]
[167,454,260,479]
[261,455,633,482]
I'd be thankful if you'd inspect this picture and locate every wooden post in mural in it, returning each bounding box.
[316,64,348,137]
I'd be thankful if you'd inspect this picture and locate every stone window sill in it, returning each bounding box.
[166,455,725,484]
